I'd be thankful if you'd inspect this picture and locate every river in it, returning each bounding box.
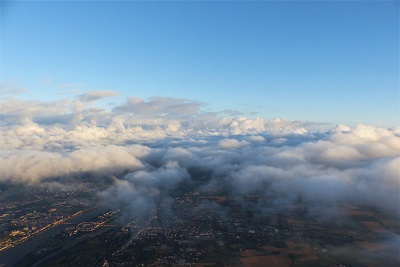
[0,207,108,267]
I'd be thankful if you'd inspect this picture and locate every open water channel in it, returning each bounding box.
[0,206,107,267]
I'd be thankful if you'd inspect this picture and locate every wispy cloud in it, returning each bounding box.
[56,83,86,88]
[77,90,119,102]
[0,82,27,95]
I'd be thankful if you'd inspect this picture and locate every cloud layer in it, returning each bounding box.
[0,92,399,218]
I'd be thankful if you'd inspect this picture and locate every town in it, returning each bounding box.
[1,178,398,267]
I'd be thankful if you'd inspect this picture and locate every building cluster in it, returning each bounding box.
[63,210,119,237]
[0,187,97,251]
[107,189,292,266]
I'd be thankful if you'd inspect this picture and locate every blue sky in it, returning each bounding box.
[1,0,399,127]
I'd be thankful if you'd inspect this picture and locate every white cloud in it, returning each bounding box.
[218,138,249,149]
[244,135,266,142]
[113,96,202,117]
[0,145,145,183]
[0,93,399,217]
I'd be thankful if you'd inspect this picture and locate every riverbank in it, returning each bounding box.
[0,206,106,267]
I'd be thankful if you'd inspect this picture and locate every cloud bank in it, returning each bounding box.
[0,91,399,219]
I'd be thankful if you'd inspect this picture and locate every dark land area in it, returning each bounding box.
[0,174,399,267]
